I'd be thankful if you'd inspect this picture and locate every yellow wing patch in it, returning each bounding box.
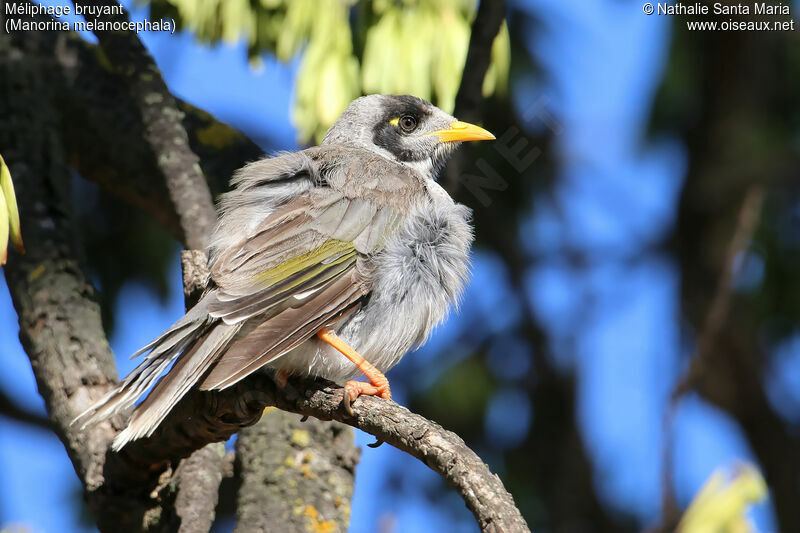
[252,239,356,288]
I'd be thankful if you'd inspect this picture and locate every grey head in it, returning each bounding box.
[322,94,494,179]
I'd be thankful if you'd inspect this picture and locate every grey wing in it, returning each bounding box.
[197,148,421,390]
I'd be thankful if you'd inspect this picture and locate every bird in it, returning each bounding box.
[76,94,495,450]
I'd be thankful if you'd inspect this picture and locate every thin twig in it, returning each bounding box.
[672,185,765,399]
[661,184,765,529]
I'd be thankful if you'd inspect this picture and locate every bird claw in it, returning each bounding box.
[342,387,356,417]
[340,380,391,417]
[367,438,384,448]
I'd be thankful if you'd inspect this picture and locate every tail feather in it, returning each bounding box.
[125,299,211,361]
[112,321,241,450]
[72,296,214,435]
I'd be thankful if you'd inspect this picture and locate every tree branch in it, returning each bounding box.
[672,184,765,399]
[3,5,233,530]
[10,3,262,240]
[0,32,162,530]
[448,11,616,526]
[32,10,360,528]
[118,370,530,533]
[0,388,55,432]
[71,5,363,527]
[172,442,227,533]
[51,30,262,237]
[72,2,231,527]
[73,252,526,532]
[85,251,522,528]
[160,251,227,533]
[234,411,359,533]
[455,0,507,121]
[75,0,216,250]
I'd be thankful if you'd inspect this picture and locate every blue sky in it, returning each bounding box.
[0,0,787,531]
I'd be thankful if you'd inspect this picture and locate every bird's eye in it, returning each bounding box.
[399,115,417,133]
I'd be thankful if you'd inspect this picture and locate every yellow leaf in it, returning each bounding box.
[0,178,8,266]
[678,464,767,533]
[0,154,22,256]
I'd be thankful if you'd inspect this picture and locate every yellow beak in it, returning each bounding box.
[427,121,496,143]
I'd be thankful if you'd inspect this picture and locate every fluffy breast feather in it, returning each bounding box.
[343,185,473,371]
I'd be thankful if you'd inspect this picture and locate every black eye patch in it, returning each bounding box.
[382,95,432,125]
[372,95,434,162]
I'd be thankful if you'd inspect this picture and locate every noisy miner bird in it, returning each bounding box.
[77,94,495,450]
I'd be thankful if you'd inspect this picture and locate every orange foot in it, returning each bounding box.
[317,327,392,416]
[343,379,391,416]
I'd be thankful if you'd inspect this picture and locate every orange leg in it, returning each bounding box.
[317,327,391,415]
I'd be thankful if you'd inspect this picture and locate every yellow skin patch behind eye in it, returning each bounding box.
[389,117,400,126]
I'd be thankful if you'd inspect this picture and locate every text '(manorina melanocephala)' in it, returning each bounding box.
[76,94,495,449]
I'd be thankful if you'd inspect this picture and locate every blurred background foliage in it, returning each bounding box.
[149,0,510,141]
[2,1,800,533]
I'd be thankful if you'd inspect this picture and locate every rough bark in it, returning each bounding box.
[71,3,232,525]
[172,442,227,533]
[72,3,360,529]
[235,411,358,533]
[2,8,230,531]
[3,8,359,531]
[0,30,154,530]
[167,251,227,533]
